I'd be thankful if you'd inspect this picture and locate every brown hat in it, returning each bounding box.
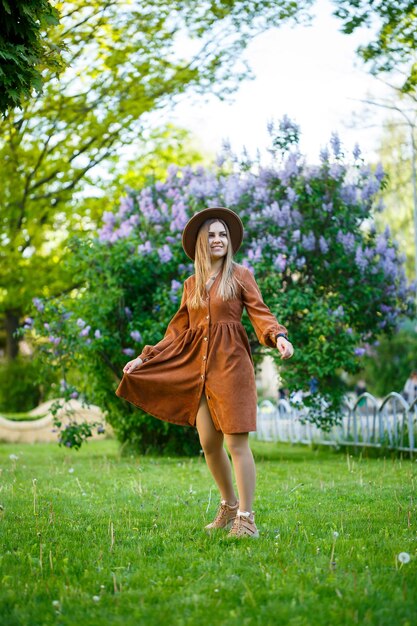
[182,207,244,261]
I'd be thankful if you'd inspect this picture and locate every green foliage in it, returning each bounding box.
[333,0,417,93]
[375,119,417,281]
[21,121,415,451]
[357,323,417,398]
[0,0,311,358]
[0,0,64,112]
[0,354,58,412]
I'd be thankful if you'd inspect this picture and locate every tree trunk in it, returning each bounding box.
[4,309,20,360]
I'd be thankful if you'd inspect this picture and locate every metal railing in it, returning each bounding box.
[254,392,417,457]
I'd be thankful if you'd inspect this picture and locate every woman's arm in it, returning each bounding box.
[241,267,288,348]
[137,280,189,362]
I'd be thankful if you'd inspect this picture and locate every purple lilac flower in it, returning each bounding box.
[332,305,345,318]
[49,336,61,345]
[353,143,361,160]
[296,256,306,269]
[97,424,105,434]
[355,246,368,272]
[171,279,182,292]
[77,318,86,328]
[329,163,344,180]
[124,307,132,319]
[320,146,329,162]
[319,236,329,254]
[70,391,79,399]
[158,244,173,263]
[286,187,297,203]
[340,184,357,204]
[137,241,153,255]
[248,246,263,263]
[24,317,34,326]
[301,232,315,252]
[292,229,301,242]
[361,177,381,201]
[130,330,142,342]
[94,329,101,339]
[374,162,385,183]
[60,379,68,391]
[32,297,45,312]
[346,327,353,335]
[330,132,342,158]
[79,325,91,337]
[274,254,287,272]
[117,196,134,218]
[123,348,135,357]
[354,347,366,356]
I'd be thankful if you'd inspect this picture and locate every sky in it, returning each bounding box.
[165,0,392,164]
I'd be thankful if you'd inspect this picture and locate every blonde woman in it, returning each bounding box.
[116,207,294,538]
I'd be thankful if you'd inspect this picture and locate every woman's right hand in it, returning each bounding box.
[123,357,143,374]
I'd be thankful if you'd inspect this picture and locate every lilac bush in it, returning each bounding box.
[20,118,415,451]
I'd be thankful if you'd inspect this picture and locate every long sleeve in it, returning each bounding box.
[241,267,288,348]
[138,280,189,362]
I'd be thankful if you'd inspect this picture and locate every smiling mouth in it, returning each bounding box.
[212,246,223,249]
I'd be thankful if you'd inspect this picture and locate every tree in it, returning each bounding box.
[332,0,417,93]
[376,120,416,280]
[21,119,415,453]
[0,0,312,360]
[0,0,65,113]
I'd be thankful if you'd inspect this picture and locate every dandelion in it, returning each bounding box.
[52,600,60,608]
[68,468,74,474]
[9,454,18,461]
[398,552,411,564]
[333,531,339,539]
[92,595,100,602]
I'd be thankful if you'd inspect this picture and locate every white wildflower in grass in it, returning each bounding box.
[398,552,411,564]
[68,468,74,474]
[333,531,339,539]
[92,596,100,602]
[9,454,18,461]
[52,600,60,608]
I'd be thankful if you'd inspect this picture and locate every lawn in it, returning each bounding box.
[0,439,416,626]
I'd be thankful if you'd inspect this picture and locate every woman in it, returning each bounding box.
[116,207,294,538]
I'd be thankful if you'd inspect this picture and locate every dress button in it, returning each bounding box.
[203,356,207,361]
[206,315,209,320]
[203,337,208,341]
[201,374,204,379]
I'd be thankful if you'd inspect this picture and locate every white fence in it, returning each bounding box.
[254,392,417,457]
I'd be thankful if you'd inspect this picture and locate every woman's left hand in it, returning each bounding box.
[277,337,294,360]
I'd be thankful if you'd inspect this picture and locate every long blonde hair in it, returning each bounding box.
[188,218,243,309]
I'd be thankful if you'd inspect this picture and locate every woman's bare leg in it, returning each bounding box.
[196,394,237,505]
[224,433,256,513]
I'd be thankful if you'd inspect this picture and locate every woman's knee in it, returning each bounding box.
[196,394,223,455]
[224,433,250,457]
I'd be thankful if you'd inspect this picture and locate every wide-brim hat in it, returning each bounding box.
[181,207,244,261]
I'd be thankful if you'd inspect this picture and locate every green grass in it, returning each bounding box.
[0,411,47,421]
[0,439,416,626]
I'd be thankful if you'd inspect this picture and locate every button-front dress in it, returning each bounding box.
[115,263,288,433]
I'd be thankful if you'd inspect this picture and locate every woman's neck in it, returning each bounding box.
[210,259,224,276]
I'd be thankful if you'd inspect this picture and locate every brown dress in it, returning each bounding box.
[115,263,288,434]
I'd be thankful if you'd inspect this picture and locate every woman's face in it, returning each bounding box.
[208,220,228,260]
